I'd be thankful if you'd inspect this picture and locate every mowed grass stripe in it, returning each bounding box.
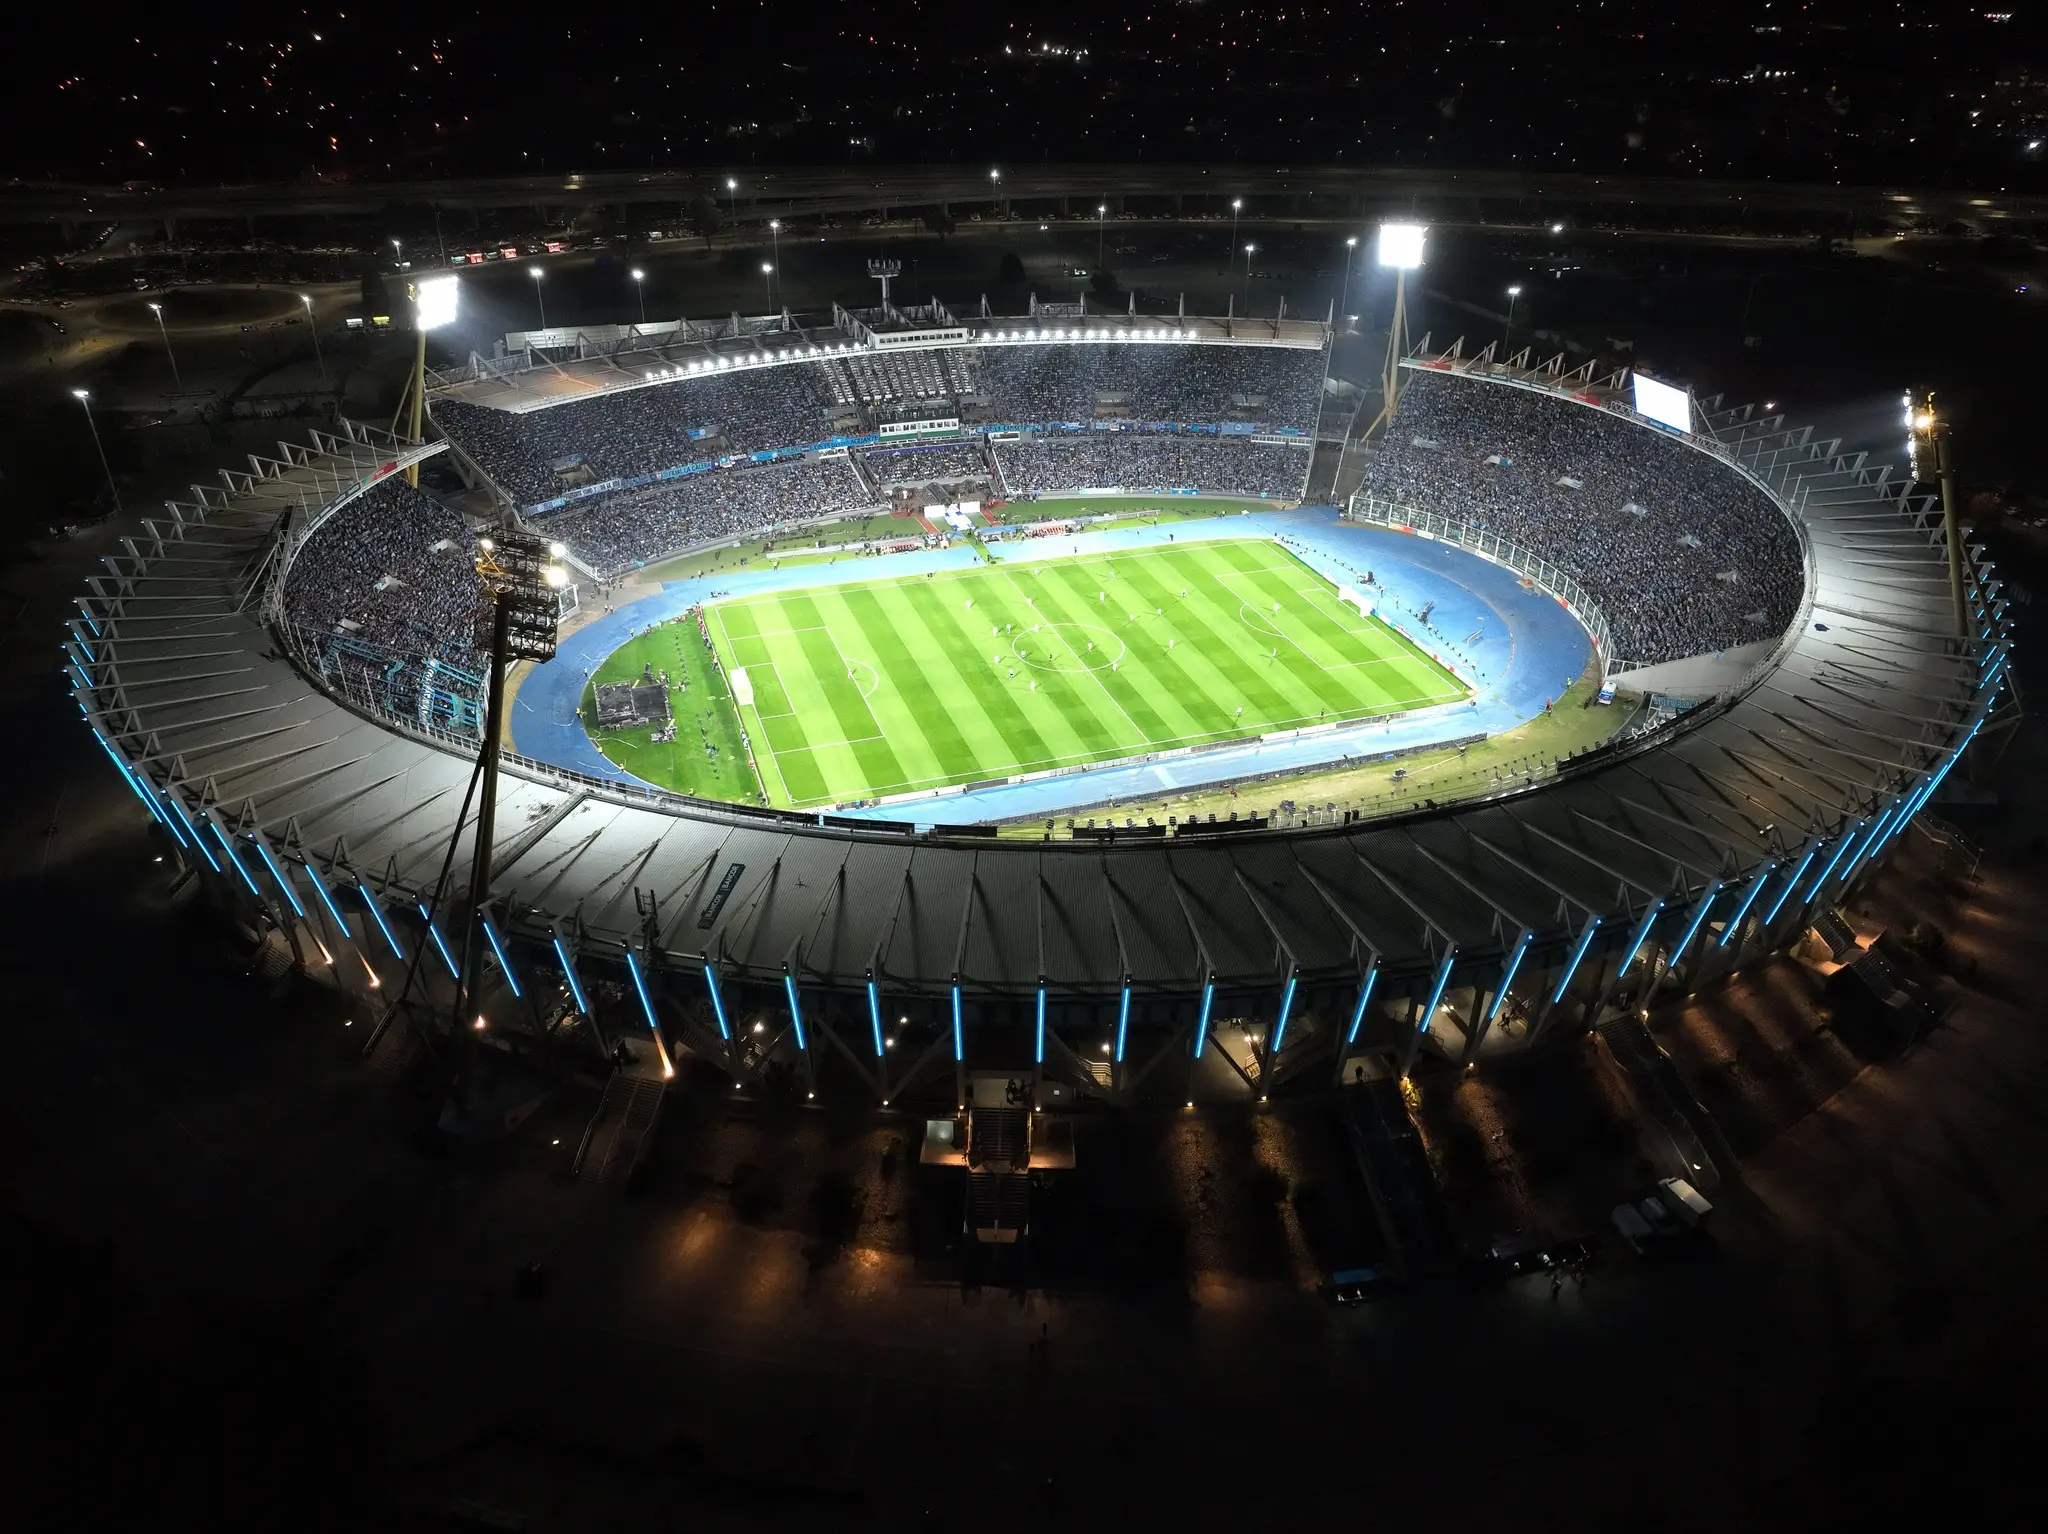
[1114,548,1303,729]
[1035,559,1216,745]
[839,582,997,793]
[905,576,1109,776]
[713,601,833,805]
[1026,563,1189,746]
[998,568,1155,754]
[681,541,1471,805]
[773,590,914,793]
[1228,555,1391,717]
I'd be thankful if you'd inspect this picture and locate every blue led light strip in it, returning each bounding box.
[481,911,521,998]
[624,946,659,1032]
[1347,964,1381,1043]
[1114,980,1132,1062]
[1419,949,1456,1032]
[415,902,457,976]
[250,835,307,919]
[699,962,728,1038]
[1718,863,1775,947]
[1552,919,1599,1004]
[1803,827,1860,903]
[1762,847,1818,926]
[1194,977,1215,1058]
[1269,972,1298,1054]
[301,857,352,938]
[547,935,589,1011]
[1489,934,1529,1022]
[950,983,964,1062]
[782,971,807,1051]
[867,978,884,1057]
[1035,983,1047,1064]
[1618,900,1664,975]
[360,883,404,959]
[168,797,217,869]
[209,818,261,898]
[1668,886,1719,969]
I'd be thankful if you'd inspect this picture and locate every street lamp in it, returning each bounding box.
[1097,203,1108,274]
[390,237,402,266]
[300,294,326,388]
[146,301,182,393]
[71,389,121,514]
[1242,243,1256,310]
[630,267,646,325]
[1505,284,1523,346]
[726,176,737,226]
[768,219,781,301]
[761,261,774,308]
[528,265,546,330]
[1335,235,1360,332]
[1229,198,1244,274]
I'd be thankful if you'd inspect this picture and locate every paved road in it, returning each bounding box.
[8,161,2043,229]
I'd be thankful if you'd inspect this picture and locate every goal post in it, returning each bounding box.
[1336,583,1374,619]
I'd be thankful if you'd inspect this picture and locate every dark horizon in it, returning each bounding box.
[5,2,2042,192]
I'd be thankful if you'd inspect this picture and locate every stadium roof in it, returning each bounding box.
[74,364,2003,1011]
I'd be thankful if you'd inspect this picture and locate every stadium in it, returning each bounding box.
[72,285,2007,1202]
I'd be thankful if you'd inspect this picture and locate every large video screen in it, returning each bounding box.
[1631,373,1692,435]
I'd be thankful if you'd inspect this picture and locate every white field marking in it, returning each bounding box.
[998,569,1149,745]
[729,666,757,709]
[704,604,792,806]
[1212,570,1432,680]
[757,691,1473,806]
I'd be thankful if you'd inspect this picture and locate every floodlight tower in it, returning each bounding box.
[396,275,460,487]
[1908,389,1970,638]
[867,257,901,309]
[1368,222,1427,439]
[447,530,569,1089]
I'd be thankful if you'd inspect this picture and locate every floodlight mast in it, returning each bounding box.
[396,276,459,487]
[1909,389,1969,638]
[1367,223,1427,442]
[445,529,567,1113]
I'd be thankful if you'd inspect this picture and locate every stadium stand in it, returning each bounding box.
[282,476,485,668]
[864,441,989,486]
[433,367,837,506]
[993,435,1311,499]
[540,455,871,576]
[433,343,1327,512]
[1365,372,1803,663]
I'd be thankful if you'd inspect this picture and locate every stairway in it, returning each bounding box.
[966,1170,1031,1244]
[968,1106,1029,1171]
[573,1072,668,1187]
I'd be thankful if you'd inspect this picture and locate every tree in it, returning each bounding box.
[998,251,1025,285]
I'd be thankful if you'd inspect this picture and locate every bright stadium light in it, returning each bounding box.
[528,265,547,330]
[629,267,646,325]
[1377,222,1427,269]
[414,274,459,331]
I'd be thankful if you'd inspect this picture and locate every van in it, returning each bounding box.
[1611,1203,1654,1254]
[1655,1178,1713,1229]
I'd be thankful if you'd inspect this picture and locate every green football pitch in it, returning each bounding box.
[683,539,1468,809]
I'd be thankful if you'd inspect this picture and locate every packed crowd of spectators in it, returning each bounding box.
[433,366,836,506]
[434,342,1328,510]
[542,455,869,576]
[973,342,1324,429]
[282,477,486,670]
[1365,372,1803,664]
[992,436,1312,500]
[865,441,988,485]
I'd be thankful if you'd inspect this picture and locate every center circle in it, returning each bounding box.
[1012,622,1125,674]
